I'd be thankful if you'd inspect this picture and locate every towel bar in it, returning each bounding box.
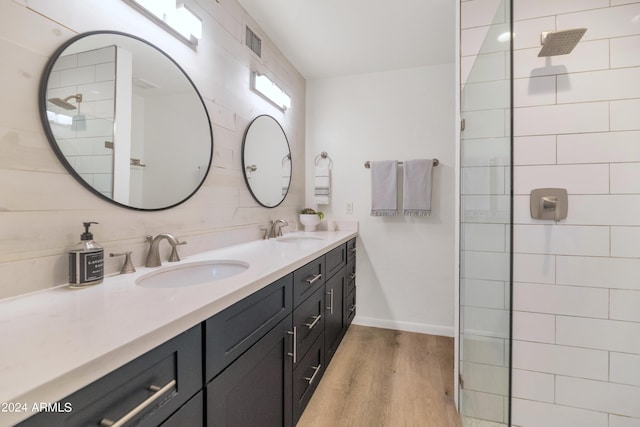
[364,159,439,168]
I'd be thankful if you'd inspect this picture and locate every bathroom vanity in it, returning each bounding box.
[1,231,357,426]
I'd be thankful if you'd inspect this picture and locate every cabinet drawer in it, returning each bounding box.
[207,315,293,427]
[346,238,356,263]
[346,259,356,297]
[293,333,325,424]
[293,285,325,366]
[293,257,325,307]
[19,325,202,427]
[205,274,292,382]
[325,244,346,280]
[160,390,204,427]
[345,289,357,327]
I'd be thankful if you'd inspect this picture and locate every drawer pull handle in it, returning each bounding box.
[350,247,356,253]
[349,304,357,313]
[326,289,334,314]
[287,327,297,363]
[305,274,322,285]
[304,314,322,330]
[99,379,176,427]
[304,364,322,385]
[349,272,356,280]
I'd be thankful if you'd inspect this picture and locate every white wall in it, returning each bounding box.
[306,65,456,336]
[0,0,305,299]
[511,1,640,426]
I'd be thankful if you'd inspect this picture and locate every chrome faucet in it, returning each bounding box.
[266,219,289,239]
[145,234,186,267]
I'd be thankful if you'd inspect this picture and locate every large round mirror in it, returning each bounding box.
[40,31,213,210]
[242,115,291,208]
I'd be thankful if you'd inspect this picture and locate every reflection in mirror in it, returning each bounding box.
[40,31,213,210]
[242,115,292,208]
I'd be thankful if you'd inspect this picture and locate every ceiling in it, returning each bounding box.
[236,0,456,80]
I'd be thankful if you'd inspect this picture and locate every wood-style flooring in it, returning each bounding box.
[297,325,462,427]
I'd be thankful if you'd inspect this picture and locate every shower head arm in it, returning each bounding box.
[63,94,83,103]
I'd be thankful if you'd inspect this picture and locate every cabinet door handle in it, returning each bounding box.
[350,247,356,253]
[99,379,176,427]
[287,327,297,363]
[304,314,322,330]
[349,304,357,313]
[349,272,356,280]
[326,289,334,314]
[305,273,322,285]
[304,364,322,385]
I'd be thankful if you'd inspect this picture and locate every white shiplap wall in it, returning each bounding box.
[0,0,305,299]
[511,1,640,426]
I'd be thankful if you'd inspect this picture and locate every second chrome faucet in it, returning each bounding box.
[145,233,187,267]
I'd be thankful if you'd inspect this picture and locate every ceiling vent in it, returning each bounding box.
[245,26,262,58]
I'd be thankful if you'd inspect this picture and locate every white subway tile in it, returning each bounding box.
[512,310,555,343]
[514,102,609,136]
[610,415,640,427]
[94,62,115,82]
[76,81,115,102]
[610,352,640,387]
[512,398,608,427]
[612,227,640,257]
[77,45,115,66]
[556,376,640,418]
[557,255,640,290]
[461,52,506,84]
[463,223,507,252]
[559,3,640,40]
[462,109,507,139]
[462,334,506,366]
[463,361,509,395]
[463,306,509,339]
[558,196,640,227]
[557,316,640,354]
[513,340,609,380]
[558,68,640,104]
[461,0,506,29]
[462,279,506,309]
[557,131,640,164]
[462,389,505,423]
[514,224,609,256]
[612,164,640,194]
[73,155,113,174]
[462,137,510,167]
[513,253,556,284]
[514,40,610,79]
[59,65,96,87]
[463,251,510,281]
[462,166,506,195]
[513,0,609,21]
[513,164,609,195]
[513,17,556,50]
[512,369,555,403]
[610,290,640,322]
[612,35,640,68]
[461,26,491,58]
[514,282,609,318]
[514,135,556,166]
[612,99,640,131]
[513,76,556,107]
[462,195,511,223]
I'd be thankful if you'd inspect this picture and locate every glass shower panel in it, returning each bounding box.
[459,0,512,425]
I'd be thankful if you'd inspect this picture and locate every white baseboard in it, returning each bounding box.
[352,316,455,337]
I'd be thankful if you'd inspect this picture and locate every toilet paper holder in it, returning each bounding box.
[530,188,568,222]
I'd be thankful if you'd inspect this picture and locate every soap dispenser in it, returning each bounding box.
[69,222,104,288]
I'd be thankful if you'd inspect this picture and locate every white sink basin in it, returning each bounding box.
[275,235,325,243]
[136,260,249,288]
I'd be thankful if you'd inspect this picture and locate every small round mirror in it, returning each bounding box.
[40,31,213,210]
[241,115,292,207]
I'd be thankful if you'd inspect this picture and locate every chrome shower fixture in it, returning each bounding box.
[538,28,587,57]
[47,93,83,110]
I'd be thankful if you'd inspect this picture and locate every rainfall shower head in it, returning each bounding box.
[538,28,587,57]
[47,93,83,110]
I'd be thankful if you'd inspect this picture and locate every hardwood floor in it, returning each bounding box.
[297,325,462,427]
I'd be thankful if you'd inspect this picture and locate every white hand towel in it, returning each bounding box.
[403,159,433,216]
[370,160,398,216]
[314,166,331,205]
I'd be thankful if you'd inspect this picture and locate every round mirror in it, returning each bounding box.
[40,31,213,210]
[242,115,292,208]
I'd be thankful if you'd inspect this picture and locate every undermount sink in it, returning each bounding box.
[136,260,249,288]
[275,235,325,243]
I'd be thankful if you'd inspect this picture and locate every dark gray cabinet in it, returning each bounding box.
[18,325,203,427]
[293,332,325,423]
[325,266,345,363]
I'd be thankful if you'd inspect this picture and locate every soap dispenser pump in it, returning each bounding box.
[69,222,104,288]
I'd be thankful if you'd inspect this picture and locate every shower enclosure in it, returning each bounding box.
[459,0,512,425]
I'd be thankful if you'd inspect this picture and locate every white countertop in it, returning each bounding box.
[0,230,357,426]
